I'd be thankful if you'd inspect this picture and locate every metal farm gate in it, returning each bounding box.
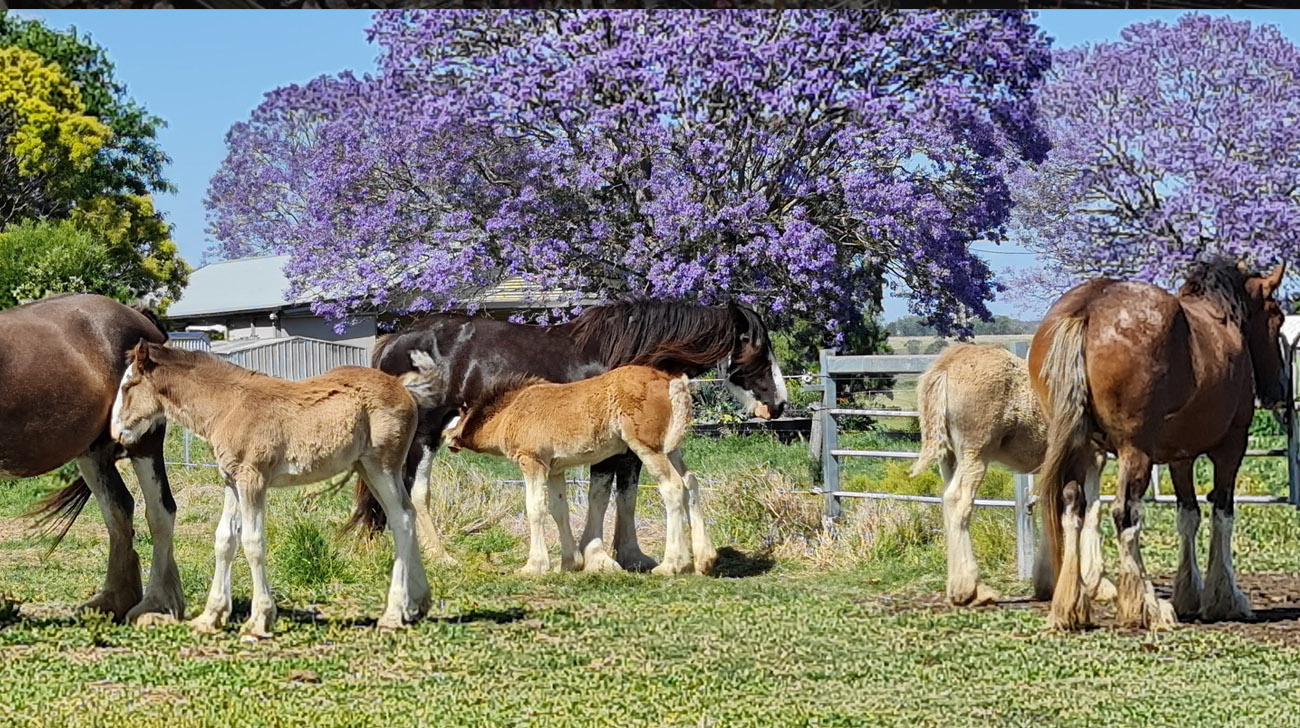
[810,338,1300,580]
[164,336,371,467]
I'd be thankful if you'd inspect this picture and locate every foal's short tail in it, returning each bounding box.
[1035,315,1092,588]
[401,350,448,408]
[26,476,94,555]
[911,365,949,478]
[663,373,694,452]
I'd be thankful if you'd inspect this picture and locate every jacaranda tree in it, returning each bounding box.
[207,10,1051,342]
[1011,14,1300,302]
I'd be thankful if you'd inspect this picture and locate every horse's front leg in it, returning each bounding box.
[612,456,658,572]
[410,437,456,565]
[546,471,583,571]
[517,459,552,576]
[191,481,240,634]
[124,424,185,625]
[578,462,621,573]
[1202,444,1253,622]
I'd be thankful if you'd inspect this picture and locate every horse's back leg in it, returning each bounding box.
[1079,449,1114,603]
[668,448,716,575]
[123,424,184,624]
[75,439,142,622]
[612,456,658,572]
[360,459,431,628]
[1112,445,1175,629]
[410,436,456,565]
[942,447,997,606]
[1168,458,1204,619]
[623,444,690,575]
[1202,444,1252,622]
[579,459,621,573]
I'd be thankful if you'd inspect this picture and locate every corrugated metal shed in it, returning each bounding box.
[166,332,213,352]
[212,337,370,381]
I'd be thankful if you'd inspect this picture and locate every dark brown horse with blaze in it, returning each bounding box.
[1031,260,1287,631]
[0,294,184,623]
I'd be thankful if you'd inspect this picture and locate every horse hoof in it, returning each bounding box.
[615,550,659,573]
[651,560,692,576]
[132,612,178,628]
[516,561,549,577]
[189,613,225,635]
[79,591,140,623]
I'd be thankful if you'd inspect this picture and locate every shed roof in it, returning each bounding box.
[167,255,587,320]
[167,255,300,318]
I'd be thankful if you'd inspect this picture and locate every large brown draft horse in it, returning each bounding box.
[0,294,183,623]
[352,301,788,572]
[1031,260,1286,630]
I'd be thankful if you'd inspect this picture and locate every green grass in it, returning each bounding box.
[3,431,1300,727]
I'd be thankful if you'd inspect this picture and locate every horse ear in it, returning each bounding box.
[1263,262,1286,296]
[130,340,155,370]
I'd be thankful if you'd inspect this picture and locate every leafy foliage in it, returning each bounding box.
[1011,14,1300,302]
[0,10,173,199]
[0,219,129,307]
[0,46,109,226]
[207,10,1051,341]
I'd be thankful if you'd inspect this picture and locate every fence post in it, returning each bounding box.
[819,348,841,523]
[183,428,193,467]
[1288,340,1299,509]
[1014,472,1035,580]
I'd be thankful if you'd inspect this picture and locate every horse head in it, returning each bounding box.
[723,303,788,419]
[1242,261,1288,410]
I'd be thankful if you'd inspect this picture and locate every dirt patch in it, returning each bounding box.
[871,572,1300,647]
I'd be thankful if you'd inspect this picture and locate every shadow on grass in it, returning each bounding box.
[709,546,776,578]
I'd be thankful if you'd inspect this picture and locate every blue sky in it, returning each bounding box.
[13,9,1300,321]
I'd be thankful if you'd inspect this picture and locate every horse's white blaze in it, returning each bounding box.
[442,414,462,434]
[720,357,761,414]
[109,363,133,439]
[769,348,789,405]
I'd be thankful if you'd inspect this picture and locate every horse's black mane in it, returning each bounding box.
[571,299,768,377]
[1179,258,1253,326]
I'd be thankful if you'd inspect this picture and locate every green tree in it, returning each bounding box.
[0,46,109,225]
[0,219,128,308]
[0,11,172,200]
[68,194,188,306]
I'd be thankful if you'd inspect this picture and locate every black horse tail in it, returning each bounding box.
[26,476,94,556]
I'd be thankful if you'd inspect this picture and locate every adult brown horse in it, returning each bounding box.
[1031,260,1287,631]
[0,294,184,623]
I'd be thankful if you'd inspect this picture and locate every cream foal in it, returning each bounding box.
[111,341,439,639]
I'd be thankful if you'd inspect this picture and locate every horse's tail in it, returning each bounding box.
[26,476,94,555]
[401,349,447,409]
[911,363,949,478]
[1035,315,1092,596]
[664,373,693,453]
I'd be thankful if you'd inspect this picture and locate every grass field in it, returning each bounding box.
[4,430,1300,727]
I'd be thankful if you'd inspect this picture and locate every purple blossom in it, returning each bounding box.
[1010,14,1300,306]
[207,10,1052,341]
